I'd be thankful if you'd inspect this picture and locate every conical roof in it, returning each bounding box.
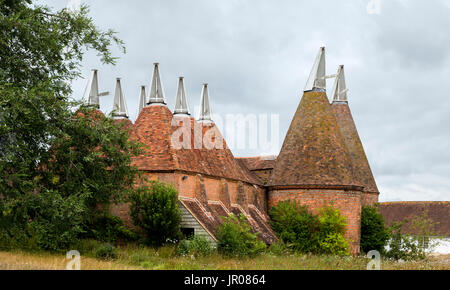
[304,47,326,92]
[269,90,360,189]
[83,69,109,109]
[174,77,190,115]
[112,78,129,119]
[198,83,212,122]
[331,98,379,194]
[331,65,348,102]
[147,63,166,105]
[130,105,260,185]
[138,85,146,115]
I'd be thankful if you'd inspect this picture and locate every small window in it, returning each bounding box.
[181,228,195,239]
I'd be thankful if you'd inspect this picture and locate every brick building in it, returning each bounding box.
[84,47,379,254]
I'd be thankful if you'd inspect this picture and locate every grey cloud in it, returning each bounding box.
[38,0,450,202]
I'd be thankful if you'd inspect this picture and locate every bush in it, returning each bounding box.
[267,241,292,256]
[177,235,213,257]
[0,190,87,252]
[318,232,349,256]
[216,214,266,258]
[86,214,137,244]
[95,243,118,260]
[317,205,349,255]
[269,201,350,256]
[129,181,182,246]
[384,212,439,261]
[269,201,320,253]
[360,205,389,254]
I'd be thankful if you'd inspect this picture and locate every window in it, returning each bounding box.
[181,228,195,239]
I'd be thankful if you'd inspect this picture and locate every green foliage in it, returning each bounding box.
[316,205,349,255]
[360,205,389,254]
[269,201,320,253]
[85,214,137,244]
[0,0,125,199]
[177,236,213,257]
[267,240,292,256]
[216,214,266,258]
[73,239,103,256]
[0,1,142,252]
[318,232,349,256]
[129,181,182,247]
[0,190,87,251]
[95,243,118,260]
[269,201,350,255]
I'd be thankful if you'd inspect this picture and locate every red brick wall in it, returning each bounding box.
[361,192,379,206]
[269,188,362,255]
[110,171,267,226]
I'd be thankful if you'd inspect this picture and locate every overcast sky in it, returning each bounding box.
[39,0,450,202]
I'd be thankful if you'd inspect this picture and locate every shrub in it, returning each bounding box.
[318,232,349,256]
[129,181,182,247]
[360,205,389,254]
[73,239,102,256]
[216,214,266,258]
[317,205,349,255]
[0,190,87,252]
[177,235,212,257]
[95,243,118,260]
[269,201,320,253]
[86,214,137,244]
[385,212,439,261]
[267,240,292,256]
[269,201,350,256]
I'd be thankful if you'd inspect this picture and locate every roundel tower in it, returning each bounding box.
[268,47,374,254]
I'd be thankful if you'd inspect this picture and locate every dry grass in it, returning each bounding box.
[0,251,141,270]
[1,247,448,270]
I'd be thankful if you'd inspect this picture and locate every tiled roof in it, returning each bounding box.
[331,102,378,194]
[236,156,277,171]
[180,198,278,244]
[269,91,360,189]
[379,202,450,236]
[130,105,261,185]
[131,105,177,171]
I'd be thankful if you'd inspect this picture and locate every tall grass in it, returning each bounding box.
[0,246,448,270]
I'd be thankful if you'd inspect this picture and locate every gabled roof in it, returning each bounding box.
[180,198,278,244]
[331,101,379,193]
[269,91,360,189]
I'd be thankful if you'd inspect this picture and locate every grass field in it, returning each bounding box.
[1,246,449,270]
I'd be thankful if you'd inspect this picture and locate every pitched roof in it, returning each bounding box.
[331,102,379,193]
[131,105,261,185]
[236,156,277,171]
[269,91,360,189]
[180,198,278,244]
[379,202,450,236]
